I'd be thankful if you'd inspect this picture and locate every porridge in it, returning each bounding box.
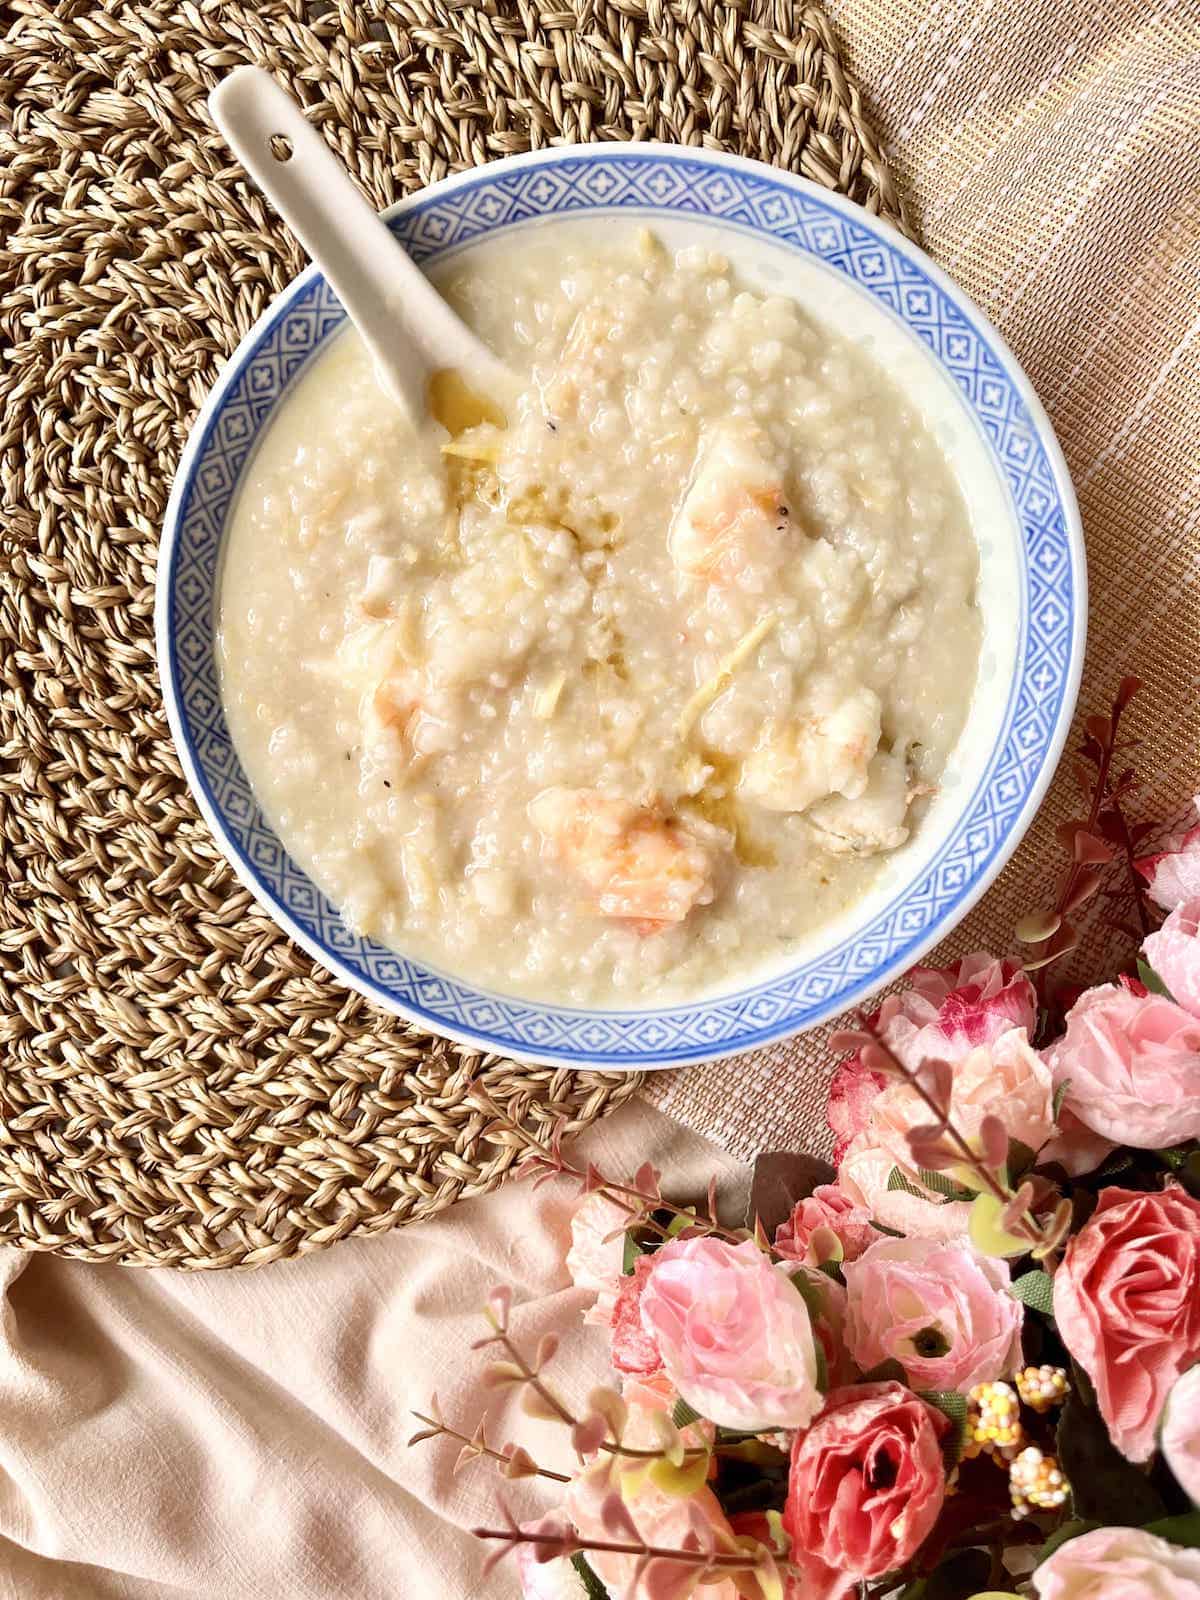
[217,231,981,1004]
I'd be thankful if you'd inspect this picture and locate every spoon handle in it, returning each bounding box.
[210,67,508,418]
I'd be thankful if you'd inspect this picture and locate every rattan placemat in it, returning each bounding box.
[0,2,904,1268]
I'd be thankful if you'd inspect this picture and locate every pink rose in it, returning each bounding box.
[1143,897,1200,1017]
[1047,983,1200,1147]
[1053,1185,1200,1461]
[1137,802,1200,911]
[774,1184,881,1266]
[825,955,1036,1161]
[566,1376,740,1600]
[843,1236,1023,1392]
[837,1028,1054,1237]
[1038,1106,1117,1179]
[1162,1364,1200,1505]
[638,1237,821,1431]
[783,1382,947,1583]
[566,1191,628,1327]
[1034,1526,1200,1600]
[609,1255,662,1375]
[836,1135,972,1241]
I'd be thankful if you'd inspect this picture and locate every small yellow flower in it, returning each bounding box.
[1015,1364,1069,1414]
[1009,1445,1068,1517]
[963,1380,1024,1460]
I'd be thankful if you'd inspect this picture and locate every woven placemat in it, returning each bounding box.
[0,1,904,1268]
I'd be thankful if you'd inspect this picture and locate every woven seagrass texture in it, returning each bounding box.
[0,1,902,1267]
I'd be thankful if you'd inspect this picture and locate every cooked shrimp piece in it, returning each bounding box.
[366,666,457,757]
[807,750,911,855]
[529,787,714,933]
[669,422,789,589]
[738,687,882,813]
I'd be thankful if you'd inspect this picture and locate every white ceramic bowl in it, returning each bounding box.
[156,145,1085,1069]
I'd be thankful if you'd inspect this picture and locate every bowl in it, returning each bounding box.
[156,144,1085,1070]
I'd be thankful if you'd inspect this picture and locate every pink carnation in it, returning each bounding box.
[783,1382,947,1585]
[1136,802,1200,911]
[1034,1525,1200,1599]
[774,1184,880,1266]
[1142,897,1200,1018]
[843,1236,1023,1392]
[1053,1185,1200,1461]
[609,1255,662,1375]
[1047,982,1200,1148]
[826,1054,888,1164]
[638,1237,821,1432]
[825,954,1036,1161]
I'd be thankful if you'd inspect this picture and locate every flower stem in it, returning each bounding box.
[472,1526,774,1572]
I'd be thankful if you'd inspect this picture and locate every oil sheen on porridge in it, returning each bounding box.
[218,233,981,1004]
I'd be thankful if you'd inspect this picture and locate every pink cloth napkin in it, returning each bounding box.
[0,1103,745,1598]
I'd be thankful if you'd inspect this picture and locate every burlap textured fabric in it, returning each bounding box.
[0,2,901,1265]
[645,0,1200,1156]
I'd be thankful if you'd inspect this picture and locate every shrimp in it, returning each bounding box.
[366,666,457,758]
[807,750,912,856]
[669,422,790,589]
[738,687,882,814]
[529,787,714,934]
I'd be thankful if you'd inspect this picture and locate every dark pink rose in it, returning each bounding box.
[774,1184,881,1266]
[1047,982,1200,1147]
[1137,804,1200,911]
[609,1255,662,1375]
[1142,897,1200,1018]
[1053,1185,1200,1460]
[783,1382,947,1584]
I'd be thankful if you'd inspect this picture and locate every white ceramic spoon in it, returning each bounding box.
[209,66,513,420]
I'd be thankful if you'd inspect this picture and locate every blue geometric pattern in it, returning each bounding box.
[160,148,1083,1067]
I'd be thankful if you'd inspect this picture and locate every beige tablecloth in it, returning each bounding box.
[0,1103,745,1599]
[645,0,1200,1159]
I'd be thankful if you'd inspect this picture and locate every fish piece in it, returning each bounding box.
[808,751,912,855]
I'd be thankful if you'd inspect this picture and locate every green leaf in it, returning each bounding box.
[1180,1149,1200,1199]
[869,1219,906,1238]
[789,1269,823,1320]
[571,1553,612,1599]
[1157,1143,1196,1171]
[665,1210,696,1238]
[918,1389,969,1469]
[968,1192,1028,1258]
[1036,1519,1102,1565]
[1143,1511,1200,1549]
[888,1165,925,1197]
[812,1332,828,1393]
[1137,957,1175,999]
[1011,1268,1055,1317]
[622,1229,647,1275]
[1058,1388,1167,1524]
[671,1396,702,1429]
[898,1550,994,1600]
[1052,1078,1071,1121]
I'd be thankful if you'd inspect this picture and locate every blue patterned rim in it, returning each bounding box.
[156,146,1085,1069]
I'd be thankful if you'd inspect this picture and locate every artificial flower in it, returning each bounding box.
[610,1255,663,1375]
[843,1236,1023,1392]
[773,1184,880,1266]
[1142,896,1200,1018]
[638,1236,821,1431]
[1136,800,1200,911]
[566,1191,629,1325]
[1161,1364,1200,1506]
[1053,1185,1200,1460]
[1047,983,1200,1148]
[565,1373,740,1600]
[783,1382,947,1584]
[1033,1525,1200,1599]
